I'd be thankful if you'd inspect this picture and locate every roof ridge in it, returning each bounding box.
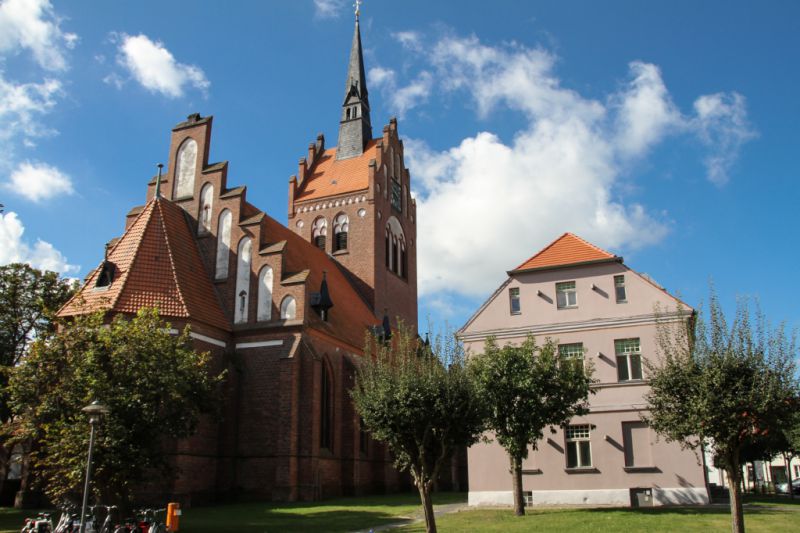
[513,232,571,271]
[154,200,191,318]
[566,232,615,258]
[511,232,616,273]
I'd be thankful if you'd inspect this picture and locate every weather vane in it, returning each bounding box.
[354,0,362,20]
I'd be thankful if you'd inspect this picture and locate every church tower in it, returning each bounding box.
[288,7,418,332]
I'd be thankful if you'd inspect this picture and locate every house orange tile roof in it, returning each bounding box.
[58,198,230,331]
[511,232,619,273]
[258,211,379,349]
[295,140,379,202]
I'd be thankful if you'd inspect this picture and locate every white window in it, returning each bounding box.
[566,424,592,468]
[174,138,197,198]
[556,281,577,309]
[615,275,627,303]
[198,183,213,234]
[558,343,584,369]
[215,209,232,279]
[509,287,521,314]
[280,296,296,320]
[234,237,252,324]
[257,266,273,321]
[333,213,349,252]
[615,338,643,381]
[312,216,327,251]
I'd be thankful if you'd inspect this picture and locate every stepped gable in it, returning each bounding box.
[259,211,378,349]
[295,140,379,202]
[511,232,619,273]
[58,197,230,331]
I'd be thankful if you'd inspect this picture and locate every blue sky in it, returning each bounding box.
[1,0,798,334]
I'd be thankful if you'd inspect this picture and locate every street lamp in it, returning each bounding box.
[79,400,109,533]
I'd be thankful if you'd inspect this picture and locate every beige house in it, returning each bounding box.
[459,233,709,507]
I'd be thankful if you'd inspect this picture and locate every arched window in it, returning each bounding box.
[386,216,406,278]
[234,237,252,324]
[333,213,348,252]
[215,209,232,279]
[320,361,333,450]
[280,296,296,320]
[312,217,327,251]
[346,108,351,120]
[174,138,197,198]
[198,183,213,234]
[257,266,274,321]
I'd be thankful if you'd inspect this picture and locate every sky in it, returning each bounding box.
[1,0,798,335]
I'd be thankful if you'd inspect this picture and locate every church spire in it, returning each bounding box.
[336,8,372,160]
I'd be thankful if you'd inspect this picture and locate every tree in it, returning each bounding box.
[470,336,594,516]
[645,293,798,533]
[0,263,76,480]
[9,308,223,508]
[351,326,485,533]
[778,408,800,500]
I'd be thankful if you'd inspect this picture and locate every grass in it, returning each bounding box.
[400,506,798,532]
[1,491,797,532]
[180,491,465,533]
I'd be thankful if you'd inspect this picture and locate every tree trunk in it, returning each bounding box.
[726,464,745,533]
[417,479,437,533]
[510,454,525,516]
[785,453,794,501]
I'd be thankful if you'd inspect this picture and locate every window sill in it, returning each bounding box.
[564,467,599,474]
[332,249,349,256]
[521,469,542,475]
[624,466,661,473]
[510,311,521,316]
[557,306,578,310]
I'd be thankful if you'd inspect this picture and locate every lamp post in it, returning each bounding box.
[79,400,109,533]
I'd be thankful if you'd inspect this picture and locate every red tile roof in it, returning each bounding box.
[58,199,230,331]
[295,140,379,202]
[257,211,379,349]
[511,232,618,272]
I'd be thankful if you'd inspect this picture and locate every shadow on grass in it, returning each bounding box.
[183,508,412,533]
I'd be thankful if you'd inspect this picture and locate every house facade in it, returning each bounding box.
[57,14,420,505]
[459,233,710,507]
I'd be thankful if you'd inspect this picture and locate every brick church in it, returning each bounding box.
[58,14,418,504]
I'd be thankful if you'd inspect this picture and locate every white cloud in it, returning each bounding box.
[0,211,77,274]
[392,31,423,52]
[116,34,209,98]
[395,35,753,298]
[0,0,76,71]
[5,161,73,202]
[692,92,755,186]
[314,0,346,19]
[0,74,62,144]
[368,66,432,117]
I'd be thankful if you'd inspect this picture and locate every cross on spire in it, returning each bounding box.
[354,0,362,20]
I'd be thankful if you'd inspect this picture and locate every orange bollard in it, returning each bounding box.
[166,502,181,532]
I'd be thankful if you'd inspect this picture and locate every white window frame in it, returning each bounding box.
[615,338,643,381]
[558,342,585,369]
[556,281,577,309]
[614,274,627,303]
[509,287,521,315]
[565,424,592,468]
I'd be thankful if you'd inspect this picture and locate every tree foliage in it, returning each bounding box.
[351,326,484,533]
[470,335,594,516]
[0,263,76,423]
[10,308,223,507]
[646,292,799,533]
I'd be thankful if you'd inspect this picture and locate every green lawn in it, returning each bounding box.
[400,506,797,532]
[2,492,797,532]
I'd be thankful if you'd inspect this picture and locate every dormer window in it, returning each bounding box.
[95,261,115,288]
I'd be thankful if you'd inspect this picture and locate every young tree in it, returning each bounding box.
[0,264,76,479]
[351,326,485,533]
[778,409,800,500]
[470,336,594,516]
[9,308,223,508]
[646,293,798,533]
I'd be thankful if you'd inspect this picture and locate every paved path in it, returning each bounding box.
[354,502,469,532]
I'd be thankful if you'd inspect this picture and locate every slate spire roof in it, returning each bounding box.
[336,17,372,160]
[58,197,230,331]
[510,232,620,273]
